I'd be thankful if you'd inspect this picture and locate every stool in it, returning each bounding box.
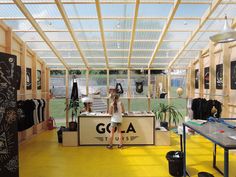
[198,172,214,177]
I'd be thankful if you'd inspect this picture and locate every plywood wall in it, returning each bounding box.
[0,20,50,142]
[190,42,236,118]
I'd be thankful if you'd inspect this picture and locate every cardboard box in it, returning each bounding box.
[155,128,170,146]
[62,131,78,147]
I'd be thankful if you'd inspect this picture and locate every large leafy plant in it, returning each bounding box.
[65,99,83,122]
[154,103,183,128]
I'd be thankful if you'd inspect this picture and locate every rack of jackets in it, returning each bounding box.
[17,99,46,131]
[191,98,222,120]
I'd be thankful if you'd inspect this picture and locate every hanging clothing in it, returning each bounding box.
[115,83,124,94]
[135,81,144,93]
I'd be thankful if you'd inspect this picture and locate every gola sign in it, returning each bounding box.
[79,116,154,145]
[96,122,136,134]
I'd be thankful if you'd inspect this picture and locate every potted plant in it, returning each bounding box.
[65,98,82,131]
[154,103,183,130]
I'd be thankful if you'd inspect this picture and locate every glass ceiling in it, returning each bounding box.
[0,0,235,69]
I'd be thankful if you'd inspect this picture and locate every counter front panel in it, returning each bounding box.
[79,115,154,145]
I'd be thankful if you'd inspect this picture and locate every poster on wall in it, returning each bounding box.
[37,70,41,90]
[195,69,199,89]
[0,52,19,177]
[26,68,32,90]
[231,60,236,89]
[216,64,223,89]
[204,67,209,89]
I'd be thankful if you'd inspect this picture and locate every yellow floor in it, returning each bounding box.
[19,131,236,177]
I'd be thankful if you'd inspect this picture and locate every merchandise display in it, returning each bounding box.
[17,99,46,131]
[191,98,222,120]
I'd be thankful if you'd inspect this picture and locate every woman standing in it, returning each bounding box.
[107,94,125,149]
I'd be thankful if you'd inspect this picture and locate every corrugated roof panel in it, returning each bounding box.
[106,41,129,49]
[15,32,43,41]
[138,4,172,17]
[133,41,157,49]
[52,42,77,50]
[101,4,134,17]
[105,32,131,40]
[36,20,67,30]
[45,32,73,41]
[70,19,100,30]
[136,19,166,29]
[4,20,33,30]
[135,31,161,40]
[25,4,61,18]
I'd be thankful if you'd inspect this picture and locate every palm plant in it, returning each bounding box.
[154,103,183,129]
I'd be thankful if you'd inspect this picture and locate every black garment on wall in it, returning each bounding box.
[22,100,35,129]
[16,99,46,131]
[191,98,208,120]
[17,101,27,131]
[206,100,222,118]
[191,98,222,120]
[135,81,144,93]
[115,83,124,94]
[0,52,19,177]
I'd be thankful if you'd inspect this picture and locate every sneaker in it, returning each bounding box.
[118,144,124,149]
[106,145,113,149]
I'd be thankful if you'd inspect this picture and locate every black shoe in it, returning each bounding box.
[106,145,113,149]
[118,144,124,149]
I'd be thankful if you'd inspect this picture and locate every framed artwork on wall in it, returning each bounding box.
[204,67,209,89]
[37,70,41,90]
[231,60,236,89]
[195,69,199,89]
[216,64,223,89]
[26,68,32,90]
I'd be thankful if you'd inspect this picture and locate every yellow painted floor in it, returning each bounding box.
[19,131,236,177]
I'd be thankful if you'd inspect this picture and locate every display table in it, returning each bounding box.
[78,112,155,145]
[183,119,236,177]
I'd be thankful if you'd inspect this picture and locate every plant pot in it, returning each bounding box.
[160,121,168,130]
[69,121,77,131]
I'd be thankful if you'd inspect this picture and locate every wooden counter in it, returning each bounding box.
[78,112,155,145]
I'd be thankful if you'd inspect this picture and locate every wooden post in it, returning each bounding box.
[31,54,37,99]
[198,51,204,98]
[222,43,231,117]
[148,69,151,111]
[45,68,50,120]
[128,69,131,112]
[167,69,171,105]
[186,66,191,98]
[65,70,69,127]
[106,69,109,112]
[5,27,12,53]
[20,43,26,101]
[190,62,195,98]
[86,69,89,95]
[209,42,216,100]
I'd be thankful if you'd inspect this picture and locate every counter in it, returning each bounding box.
[78,112,155,145]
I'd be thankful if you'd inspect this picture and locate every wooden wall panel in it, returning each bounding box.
[0,27,6,47]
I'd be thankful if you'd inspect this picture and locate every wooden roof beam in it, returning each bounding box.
[55,0,89,69]
[13,0,70,70]
[95,0,109,69]
[128,0,140,68]
[168,0,223,68]
[148,0,181,68]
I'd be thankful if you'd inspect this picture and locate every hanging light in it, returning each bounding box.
[210,15,236,43]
